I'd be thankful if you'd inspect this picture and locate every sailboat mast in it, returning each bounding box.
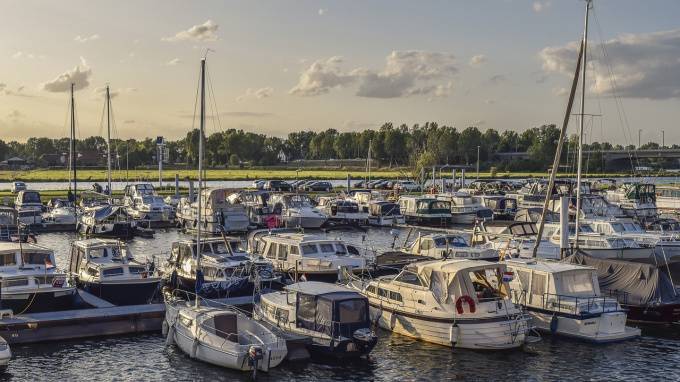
[574,0,592,247]
[70,83,78,201]
[106,85,112,195]
[195,58,205,307]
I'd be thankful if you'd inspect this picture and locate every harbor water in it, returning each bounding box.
[5,228,680,381]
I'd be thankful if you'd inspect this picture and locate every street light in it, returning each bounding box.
[662,130,665,149]
[638,129,642,149]
[476,145,480,180]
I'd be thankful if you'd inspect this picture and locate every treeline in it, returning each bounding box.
[0,122,671,171]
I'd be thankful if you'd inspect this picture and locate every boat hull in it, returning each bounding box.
[623,303,680,324]
[78,222,136,240]
[79,280,160,306]
[1,287,77,314]
[527,308,639,342]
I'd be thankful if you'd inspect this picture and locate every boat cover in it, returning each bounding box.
[564,252,679,306]
[92,205,127,221]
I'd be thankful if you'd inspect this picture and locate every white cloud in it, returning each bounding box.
[540,28,680,99]
[533,1,551,13]
[472,119,486,126]
[11,51,43,60]
[469,54,487,67]
[41,57,92,92]
[6,109,22,120]
[236,87,274,101]
[290,51,458,98]
[74,34,100,43]
[93,87,137,99]
[318,8,326,16]
[162,20,218,42]
[165,58,182,66]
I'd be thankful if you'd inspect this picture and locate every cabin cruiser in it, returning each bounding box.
[458,180,514,196]
[68,239,160,305]
[176,188,250,234]
[397,196,451,226]
[14,190,43,225]
[367,201,405,226]
[505,258,640,342]
[477,195,517,220]
[507,179,584,210]
[227,190,278,228]
[164,294,287,374]
[269,193,327,229]
[348,189,383,212]
[254,282,377,358]
[345,259,531,349]
[0,242,76,313]
[545,224,655,262]
[656,186,680,213]
[42,198,78,226]
[123,183,174,224]
[605,182,657,220]
[164,237,277,298]
[565,253,680,324]
[433,192,493,224]
[398,233,498,261]
[249,233,369,282]
[472,221,561,260]
[315,197,368,225]
[0,207,24,242]
[78,205,137,239]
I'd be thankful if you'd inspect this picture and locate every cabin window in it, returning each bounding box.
[265,244,276,259]
[102,267,124,277]
[531,273,546,296]
[335,244,347,255]
[275,308,289,323]
[378,288,389,298]
[366,285,376,294]
[290,246,299,256]
[89,248,108,259]
[22,252,52,266]
[0,253,17,266]
[338,299,368,323]
[277,244,288,260]
[557,272,596,296]
[389,291,403,303]
[420,239,432,251]
[319,244,335,253]
[129,266,146,274]
[394,271,423,287]
[301,244,318,255]
[296,294,316,323]
[3,278,28,288]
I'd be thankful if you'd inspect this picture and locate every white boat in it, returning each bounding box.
[397,196,451,226]
[315,197,368,225]
[249,232,369,282]
[345,259,531,349]
[472,221,562,260]
[505,258,640,342]
[68,238,160,306]
[254,281,377,358]
[78,205,137,239]
[42,198,78,225]
[402,232,498,261]
[545,223,656,261]
[605,183,658,220]
[123,183,175,223]
[176,188,250,234]
[14,190,43,225]
[367,201,405,226]
[656,186,680,213]
[433,192,493,224]
[269,193,327,229]
[0,242,77,314]
[0,336,10,370]
[227,190,278,228]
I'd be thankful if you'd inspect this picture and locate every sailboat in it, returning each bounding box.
[163,56,287,374]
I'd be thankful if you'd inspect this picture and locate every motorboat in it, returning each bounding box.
[367,201,405,226]
[227,190,279,228]
[42,198,78,226]
[0,207,24,242]
[249,232,369,282]
[176,188,250,234]
[0,242,76,313]
[505,258,640,342]
[472,221,561,260]
[433,192,493,224]
[397,232,498,261]
[14,190,43,225]
[0,336,10,371]
[68,238,160,305]
[164,237,277,298]
[269,193,327,229]
[254,281,377,358]
[77,205,138,239]
[477,195,517,220]
[397,196,451,226]
[656,186,680,214]
[605,182,657,220]
[315,197,368,225]
[123,183,174,224]
[345,259,531,349]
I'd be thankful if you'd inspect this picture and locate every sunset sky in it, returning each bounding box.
[1,0,679,146]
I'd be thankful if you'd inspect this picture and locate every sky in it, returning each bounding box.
[0,0,679,146]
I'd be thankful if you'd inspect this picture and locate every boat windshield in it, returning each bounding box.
[0,253,17,266]
[469,268,504,301]
[89,246,123,260]
[434,236,468,248]
[337,298,368,324]
[22,251,52,266]
[142,196,163,204]
[22,192,41,204]
[214,241,246,254]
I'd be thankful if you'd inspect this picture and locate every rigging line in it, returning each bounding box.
[206,65,223,133]
[98,94,106,138]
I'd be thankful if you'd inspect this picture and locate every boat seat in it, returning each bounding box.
[208,313,239,342]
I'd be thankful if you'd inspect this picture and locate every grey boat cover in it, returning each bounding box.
[92,205,126,222]
[564,252,679,306]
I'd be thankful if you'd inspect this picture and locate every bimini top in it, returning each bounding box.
[408,258,502,277]
[505,257,595,274]
[262,233,342,245]
[91,205,128,221]
[72,238,122,249]
[285,281,359,297]
[0,242,52,254]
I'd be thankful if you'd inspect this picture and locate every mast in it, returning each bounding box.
[70,83,78,201]
[195,58,206,308]
[106,85,112,195]
[574,0,592,247]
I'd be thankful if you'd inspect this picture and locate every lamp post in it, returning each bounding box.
[476,145,480,180]
[638,129,642,149]
[662,130,665,149]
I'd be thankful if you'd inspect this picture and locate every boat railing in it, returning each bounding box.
[541,293,623,317]
[599,289,630,305]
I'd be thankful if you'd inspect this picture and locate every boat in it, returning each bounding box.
[656,186,680,214]
[123,183,175,225]
[77,205,138,239]
[345,259,532,349]
[176,188,250,234]
[395,232,498,261]
[367,200,405,226]
[545,223,656,261]
[477,195,517,220]
[227,190,279,228]
[164,237,277,298]
[0,242,77,314]
[269,193,327,229]
[315,197,368,225]
[249,232,369,282]
[0,207,25,242]
[68,238,160,305]
[0,336,10,371]
[164,57,287,376]
[565,252,680,324]
[14,190,43,225]
[472,221,562,260]
[397,195,451,226]
[254,281,377,358]
[505,257,640,342]
[605,182,658,221]
[42,198,78,226]
[433,192,494,224]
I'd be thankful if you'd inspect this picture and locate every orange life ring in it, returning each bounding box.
[455,295,476,314]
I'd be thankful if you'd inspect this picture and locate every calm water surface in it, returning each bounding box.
[4,228,680,381]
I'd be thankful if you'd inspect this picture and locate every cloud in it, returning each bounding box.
[469,54,487,67]
[162,20,218,42]
[540,28,680,99]
[74,34,100,43]
[533,1,551,13]
[236,87,274,101]
[290,51,458,98]
[11,51,43,60]
[124,119,135,124]
[165,58,182,66]
[1,84,34,97]
[41,57,92,92]
[318,8,326,16]
[93,87,137,99]
[6,110,23,120]
[472,120,486,126]
[489,74,507,85]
